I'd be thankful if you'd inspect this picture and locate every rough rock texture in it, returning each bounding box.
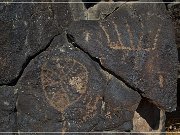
[0,1,72,85]
[84,2,123,20]
[168,3,180,79]
[133,99,166,133]
[69,0,88,20]
[69,0,124,21]
[67,2,178,112]
[168,3,180,48]
[16,33,141,132]
[0,86,17,132]
[0,0,178,133]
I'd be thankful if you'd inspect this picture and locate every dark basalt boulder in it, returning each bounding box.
[16,34,141,132]
[67,2,178,112]
[0,0,72,85]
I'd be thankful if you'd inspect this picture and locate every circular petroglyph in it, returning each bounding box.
[41,57,88,112]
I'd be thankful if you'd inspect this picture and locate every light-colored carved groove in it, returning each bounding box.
[157,71,166,88]
[84,31,91,42]
[138,32,143,50]
[82,96,101,122]
[108,42,157,51]
[100,22,110,44]
[69,73,87,94]
[159,74,164,88]
[100,17,162,52]
[62,120,68,134]
[40,68,60,87]
[51,91,70,112]
[112,21,123,46]
[153,26,161,49]
[125,21,134,50]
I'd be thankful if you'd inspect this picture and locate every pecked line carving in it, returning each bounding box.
[40,57,88,112]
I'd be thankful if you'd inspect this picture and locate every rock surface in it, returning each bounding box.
[16,33,141,132]
[70,0,124,21]
[168,3,180,48]
[85,2,123,20]
[0,86,17,132]
[67,2,178,112]
[0,0,178,133]
[0,0,72,85]
[133,99,166,133]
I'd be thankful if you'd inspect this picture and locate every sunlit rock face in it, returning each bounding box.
[0,0,178,133]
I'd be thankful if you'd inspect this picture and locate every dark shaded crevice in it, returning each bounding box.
[113,0,137,1]
[124,130,131,132]
[0,34,60,86]
[13,107,17,113]
[136,98,161,130]
[66,33,145,97]
[162,0,175,10]
[103,6,120,19]
[82,0,101,9]
[13,106,18,133]
[67,33,173,112]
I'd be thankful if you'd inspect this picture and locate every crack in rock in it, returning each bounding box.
[66,33,145,96]
[13,33,141,132]
[0,1,73,85]
[0,34,60,86]
[66,2,178,112]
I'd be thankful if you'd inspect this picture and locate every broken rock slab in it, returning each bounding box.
[67,2,178,112]
[0,0,73,85]
[16,33,141,132]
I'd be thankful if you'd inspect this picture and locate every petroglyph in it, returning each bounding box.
[85,31,91,42]
[69,74,87,94]
[67,3,177,112]
[100,21,162,52]
[157,71,166,88]
[41,57,88,112]
[82,96,101,122]
[159,75,164,88]
[100,22,111,44]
